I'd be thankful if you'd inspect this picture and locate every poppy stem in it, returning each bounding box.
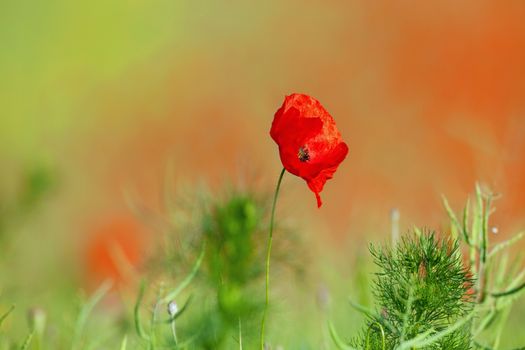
[260,167,286,350]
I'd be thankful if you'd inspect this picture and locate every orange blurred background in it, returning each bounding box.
[1,1,525,285]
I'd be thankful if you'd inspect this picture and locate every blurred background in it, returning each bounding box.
[1,0,525,348]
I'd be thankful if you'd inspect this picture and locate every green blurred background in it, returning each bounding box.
[1,0,525,347]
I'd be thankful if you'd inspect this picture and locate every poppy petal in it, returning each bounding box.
[270,93,348,207]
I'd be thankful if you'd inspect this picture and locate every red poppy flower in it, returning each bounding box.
[85,216,143,289]
[270,93,349,207]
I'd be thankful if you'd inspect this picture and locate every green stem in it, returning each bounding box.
[491,281,525,298]
[170,319,178,346]
[260,167,286,350]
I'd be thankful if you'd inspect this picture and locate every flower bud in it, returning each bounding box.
[167,301,178,317]
[27,307,46,336]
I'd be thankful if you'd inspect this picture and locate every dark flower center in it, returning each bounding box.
[297,146,310,162]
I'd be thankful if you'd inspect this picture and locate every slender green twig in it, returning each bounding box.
[462,197,471,245]
[162,243,205,303]
[134,280,149,340]
[399,285,415,343]
[397,311,475,350]
[473,307,497,336]
[170,318,178,345]
[442,195,467,244]
[20,331,34,350]
[120,336,128,350]
[239,317,243,350]
[366,322,385,350]
[260,167,285,350]
[72,280,112,350]
[148,283,165,350]
[348,298,396,334]
[492,306,511,349]
[491,281,525,298]
[0,305,15,328]
[328,320,358,350]
[488,231,525,259]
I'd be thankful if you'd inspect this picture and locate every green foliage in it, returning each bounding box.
[144,186,279,349]
[350,232,474,350]
[331,183,525,350]
[203,194,260,284]
[443,184,525,349]
[128,180,303,349]
[3,172,525,349]
[182,193,266,349]
[133,244,204,349]
[203,194,262,319]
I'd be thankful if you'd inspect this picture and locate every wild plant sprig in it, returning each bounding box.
[442,183,525,349]
[350,232,474,350]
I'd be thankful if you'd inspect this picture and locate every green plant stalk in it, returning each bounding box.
[463,197,471,245]
[397,311,475,350]
[170,319,178,345]
[471,184,484,278]
[366,322,385,350]
[492,306,511,349]
[491,279,525,298]
[260,167,285,350]
[399,285,415,343]
[478,192,492,302]
[0,305,15,328]
[328,321,357,350]
[162,243,205,303]
[148,283,165,350]
[489,231,525,259]
[120,336,128,350]
[348,298,395,334]
[134,281,149,341]
[239,317,243,350]
[72,280,112,350]
[440,185,525,348]
[20,331,34,350]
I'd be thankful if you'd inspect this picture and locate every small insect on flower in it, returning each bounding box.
[297,147,310,162]
[270,93,349,207]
